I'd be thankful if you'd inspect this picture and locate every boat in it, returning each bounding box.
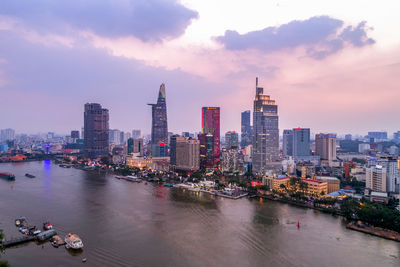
[43,221,53,230]
[297,220,300,228]
[15,216,27,226]
[126,176,142,183]
[0,172,15,180]
[65,233,84,250]
[25,173,36,178]
[19,226,29,235]
[28,226,41,236]
[37,229,57,241]
[50,235,65,248]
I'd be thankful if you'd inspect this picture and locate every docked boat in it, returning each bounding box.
[37,229,57,241]
[51,235,65,247]
[15,216,27,227]
[28,226,41,236]
[43,221,53,230]
[65,233,84,250]
[0,172,15,180]
[126,176,142,183]
[25,173,35,178]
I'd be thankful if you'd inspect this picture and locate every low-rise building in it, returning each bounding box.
[272,176,290,191]
[315,176,340,193]
[126,156,170,171]
[299,178,328,196]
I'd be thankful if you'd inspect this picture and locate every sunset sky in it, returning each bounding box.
[0,0,399,136]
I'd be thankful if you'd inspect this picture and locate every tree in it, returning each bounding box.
[99,156,110,165]
[0,261,10,267]
[321,191,325,196]
[279,184,286,191]
[299,181,308,193]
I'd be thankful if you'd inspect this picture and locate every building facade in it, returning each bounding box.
[175,137,200,171]
[252,78,279,174]
[315,133,337,163]
[282,129,293,157]
[293,128,310,158]
[83,103,109,159]
[0,128,15,142]
[225,131,239,149]
[201,107,220,167]
[366,165,387,192]
[199,133,214,170]
[241,110,252,148]
[222,148,239,173]
[149,84,168,156]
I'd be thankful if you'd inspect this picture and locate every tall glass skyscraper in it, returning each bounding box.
[241,110,252,148]
[282,129,293,157]
[148,84,168,156]
[252,78,279,174]
[201,107,220,167]
[293,128,311,157]
[83,103,109,159]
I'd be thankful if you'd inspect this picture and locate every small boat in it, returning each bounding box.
[0,172,15,180]
[43,221,53,230]
[37,229,57,241]
[25,173,36,178]
[297,220,300,228]
[51,235,65,247]
[15,216,27,226]
[65,233,84,250]
[28,226,41,236]
[19,226,28,235]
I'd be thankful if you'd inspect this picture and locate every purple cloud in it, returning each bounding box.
[0,30,238,134]
[0,0,198,41]
[216,16,375,59]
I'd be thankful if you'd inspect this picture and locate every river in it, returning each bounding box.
[0,161,399,266]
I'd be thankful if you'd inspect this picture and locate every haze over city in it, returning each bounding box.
[1,0,399,135]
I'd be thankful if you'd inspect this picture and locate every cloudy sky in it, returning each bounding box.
[0,0,399,136]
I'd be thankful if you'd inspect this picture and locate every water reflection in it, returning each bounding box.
[0,162,399,267]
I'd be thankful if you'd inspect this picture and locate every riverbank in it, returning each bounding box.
[346,221,400,242]
[255,194,343,215]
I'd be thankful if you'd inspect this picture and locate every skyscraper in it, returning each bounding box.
[83,103,109,159]
[127,138,144,156]
[315,133,337,162]
[282,130,293,157]
[71,130,80,139]
[225,131,239,149]
[366,165,387,192]
[252,78,279,174]
[201,107,220,167]
[148,84,168,156]
[293,128,311,157]
[198,133,214,170]
[132,129,141,139]
[368,157,399,193]
[173,136,200,171]
[0,128,15,142]
[241,110,252,147]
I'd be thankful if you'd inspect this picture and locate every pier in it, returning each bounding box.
[1,236,35,248]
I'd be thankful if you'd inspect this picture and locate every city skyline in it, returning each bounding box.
[1,1,399,135]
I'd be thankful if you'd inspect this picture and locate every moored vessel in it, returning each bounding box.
[37,229,57,241]
[65,233,84,250]
[43,221,53,230]
[0,172,15,180]
[25,173,35,178]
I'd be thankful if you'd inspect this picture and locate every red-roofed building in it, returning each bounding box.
[299,178,328,196]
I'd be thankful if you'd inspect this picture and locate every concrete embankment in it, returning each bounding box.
[346,222,400,242]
